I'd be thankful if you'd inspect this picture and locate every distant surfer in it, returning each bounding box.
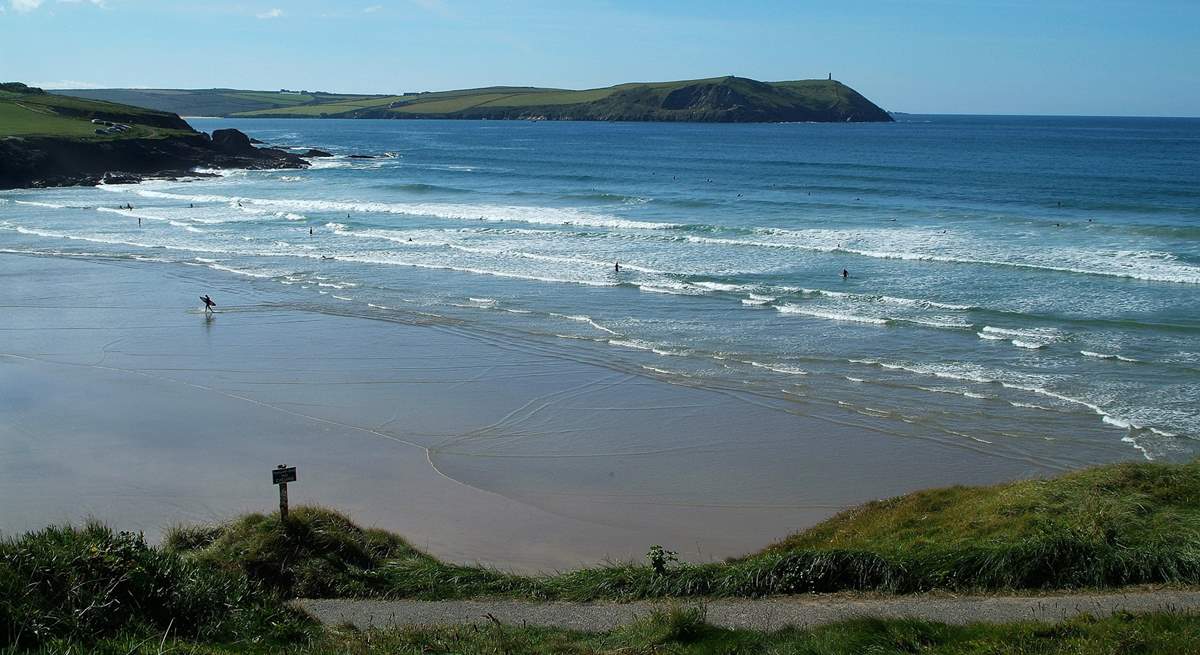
[614,261,621,273]
[200,294,216,314]
[842,268,849,279]
[138,217,141,227]
[309,227,313,235]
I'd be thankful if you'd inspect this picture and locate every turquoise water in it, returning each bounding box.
[3,115,1198,467]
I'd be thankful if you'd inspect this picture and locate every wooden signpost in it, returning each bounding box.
[273,464,297,520]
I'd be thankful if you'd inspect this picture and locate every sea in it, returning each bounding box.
[2,115,1198,469]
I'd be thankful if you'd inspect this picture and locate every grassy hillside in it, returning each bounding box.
[57,76,893,123]
[0,82,194,140]
[163,459,1200,601]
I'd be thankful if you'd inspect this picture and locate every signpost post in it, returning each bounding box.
[272,464,297,520]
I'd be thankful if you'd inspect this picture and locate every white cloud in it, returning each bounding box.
[363,4,382,12]
[57,0,107,6]
[256,7,282,18]
[10,0,44,13]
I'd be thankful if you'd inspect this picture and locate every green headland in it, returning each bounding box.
[0,83,307,189]
[0,82,194,140]
[4,458,1200,652]
[58,76,894,123]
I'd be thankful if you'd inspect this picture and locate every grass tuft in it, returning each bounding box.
[0,521,310,650]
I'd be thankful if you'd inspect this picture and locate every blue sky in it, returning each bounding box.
[2,0,1197,116]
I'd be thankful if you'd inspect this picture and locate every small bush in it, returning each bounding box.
[0,522,308,650]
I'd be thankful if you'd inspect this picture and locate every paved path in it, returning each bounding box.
[297,590,1200,632]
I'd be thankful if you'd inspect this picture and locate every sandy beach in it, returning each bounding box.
[0,252,1124,571]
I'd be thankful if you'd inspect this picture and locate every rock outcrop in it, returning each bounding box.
[0,129,308,190]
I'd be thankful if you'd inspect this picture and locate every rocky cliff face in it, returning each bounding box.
[0,129,307,190]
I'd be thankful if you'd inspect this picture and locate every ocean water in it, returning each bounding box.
[3,115,1198,468]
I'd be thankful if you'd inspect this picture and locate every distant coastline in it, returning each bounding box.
[58,76,894,124]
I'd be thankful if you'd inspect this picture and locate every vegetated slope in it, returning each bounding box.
[0,83,307,189]
[59,76,893,123]
[0,82,194,139]
[7,525,1200,653]
[166,458,1200,601]
[57,87,366,117]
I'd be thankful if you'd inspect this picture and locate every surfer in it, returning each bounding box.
[842,268,849,279]
[138,217,141,227]
[200,294,216,314]
[309,227,313,235]
[614,261,621,273]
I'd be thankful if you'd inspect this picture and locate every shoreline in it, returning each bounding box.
[0,251,1134,571]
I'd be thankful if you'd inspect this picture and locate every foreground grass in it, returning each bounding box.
[0,523,312,650]
[13,609,1200,654]
[5,459,1200,650]
[167,459,1200,601]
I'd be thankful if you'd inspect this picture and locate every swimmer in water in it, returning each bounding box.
[842,268,849,279]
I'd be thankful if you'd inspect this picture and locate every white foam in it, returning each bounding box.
[917,386,991,400]
[1081,350,1138,362]
[749,361,808,375]
[96,207,206,233]
[897,317,974,330]
[686,227,1200,285]
[797,287,976,311]
[639,284,702,296]
[1009,401,1056,411]
[119,189,679,231]
[776,305,889,325]
[14,200,66,209]
[204,262,273,278]
[693,281,745,292]
[550,313,619,335]
[980,325,1059,341]
[609,339,654,351]
[1011,339,1046,350]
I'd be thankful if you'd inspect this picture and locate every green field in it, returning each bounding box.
[55,76,894,123]
[0,83,195,140]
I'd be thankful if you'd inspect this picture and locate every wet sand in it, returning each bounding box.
[0,253,1078,571]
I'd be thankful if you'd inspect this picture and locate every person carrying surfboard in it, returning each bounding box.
[201,294,216,314]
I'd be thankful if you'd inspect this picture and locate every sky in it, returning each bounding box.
[1,0,1198,116]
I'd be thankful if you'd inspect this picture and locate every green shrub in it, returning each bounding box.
[0,522,307,650]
